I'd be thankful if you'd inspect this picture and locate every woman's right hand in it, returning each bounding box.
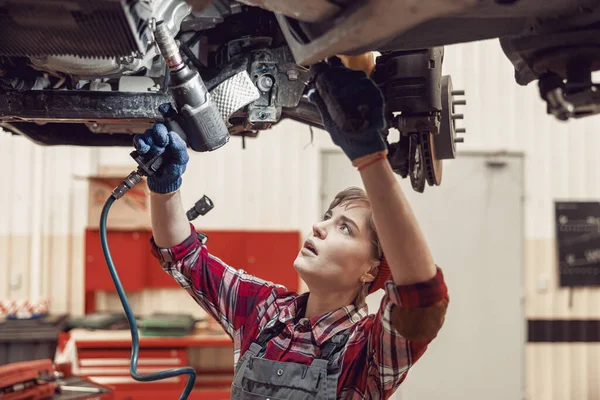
[133,122,189,194]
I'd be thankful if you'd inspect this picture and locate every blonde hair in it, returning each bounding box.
[325,187,382,306]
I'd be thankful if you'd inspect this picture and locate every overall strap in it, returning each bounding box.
[319,332,350,361]
[309,330,351,400]
[311,330,351,373]
[248,319,287,356]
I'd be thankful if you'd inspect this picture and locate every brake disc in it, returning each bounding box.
[409,134,426,193]
[420,131,443,186]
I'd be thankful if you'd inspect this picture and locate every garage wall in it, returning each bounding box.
[0,133,92,315]
[2,37,600,398]
[444,39,600,320]
[0,120,325,319]
[443,39,600,400]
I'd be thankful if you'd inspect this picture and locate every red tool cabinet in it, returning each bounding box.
[84,228,302,313]
[80,228,302,398]
[71,331,234,400]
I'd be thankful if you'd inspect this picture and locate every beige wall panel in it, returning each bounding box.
[527,344,600,400]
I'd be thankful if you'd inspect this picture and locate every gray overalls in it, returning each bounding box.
[230,320,350,399]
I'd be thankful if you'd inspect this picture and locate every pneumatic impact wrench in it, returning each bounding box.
[116,20,229,200]
[153,21,229,152]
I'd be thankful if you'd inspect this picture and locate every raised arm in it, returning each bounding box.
[150,190,190,248]
[309,57,449,344]
[134,123,283,346]
[359,160,435,284]
[133,122,190,247]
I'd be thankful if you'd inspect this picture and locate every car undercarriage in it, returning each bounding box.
[0,0,599,192]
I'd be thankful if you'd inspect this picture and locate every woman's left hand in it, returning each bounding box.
[308,57,388,162]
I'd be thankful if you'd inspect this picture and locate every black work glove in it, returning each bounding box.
[308,57,387,162]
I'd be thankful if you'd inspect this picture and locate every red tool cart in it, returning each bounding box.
[0,359,115,400]
[65,329,234,400]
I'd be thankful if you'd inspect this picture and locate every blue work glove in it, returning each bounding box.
[308,57,387,162]
[133,122,189,194]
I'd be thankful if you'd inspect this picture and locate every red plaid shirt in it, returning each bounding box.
[151,225,448,399]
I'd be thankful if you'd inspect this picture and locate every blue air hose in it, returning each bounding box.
[99,194,196,400]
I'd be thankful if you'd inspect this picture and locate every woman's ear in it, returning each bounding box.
[360,263,380,284]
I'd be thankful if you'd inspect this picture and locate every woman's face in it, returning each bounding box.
[293,201,378,294]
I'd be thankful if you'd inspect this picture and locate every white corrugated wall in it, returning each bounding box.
[0,119,324,318]
[1,37,600,398]
[443,39,600,400]
[0,133,92,315]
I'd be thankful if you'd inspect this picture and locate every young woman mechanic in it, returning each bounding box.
[134,59,449,399]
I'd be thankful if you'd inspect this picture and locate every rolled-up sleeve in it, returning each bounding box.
[150,224,285,340]
[368,267,449,391]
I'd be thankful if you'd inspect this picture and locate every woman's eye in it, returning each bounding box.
[323,214,331,221]
[340,224,351,235]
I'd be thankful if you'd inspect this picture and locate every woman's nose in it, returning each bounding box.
[312,221,326,239]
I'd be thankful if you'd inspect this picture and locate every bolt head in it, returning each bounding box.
[257,75,274,92]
